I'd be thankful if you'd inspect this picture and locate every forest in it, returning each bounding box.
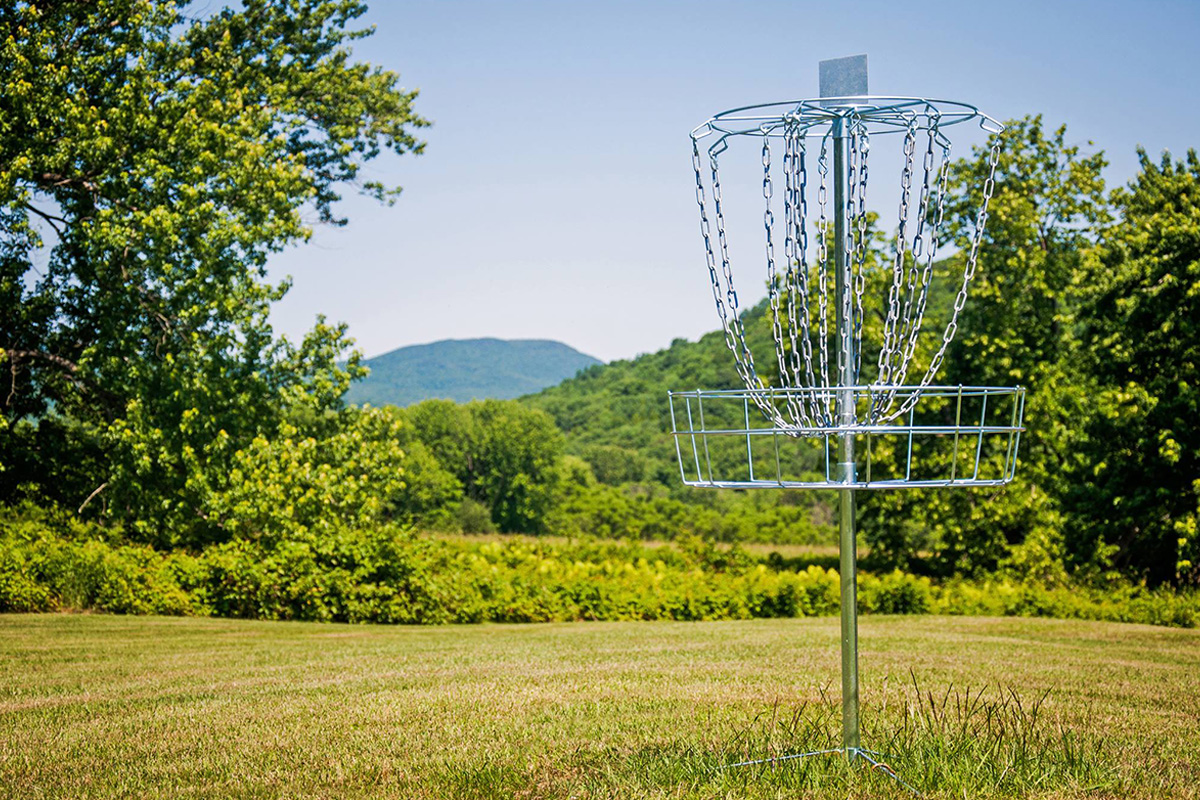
[2,1,1198,626]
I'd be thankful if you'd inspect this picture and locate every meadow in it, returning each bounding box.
[2,613,1197,799]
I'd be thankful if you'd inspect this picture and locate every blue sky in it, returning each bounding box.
[266,0,1200,363]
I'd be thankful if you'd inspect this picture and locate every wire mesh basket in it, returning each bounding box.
[669,385,1024,489]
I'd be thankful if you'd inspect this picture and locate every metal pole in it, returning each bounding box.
[832,114,860,755]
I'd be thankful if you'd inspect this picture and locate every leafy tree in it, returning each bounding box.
[1068,150,1200,585]
[860,117,1110,575]
[460,400,564,534]
[580,444,649,485]
[384,441,464,531]
[395,399,564,534]
[198,406,406,543]
[944,116,1110,387]
[398,400,477,477]
[0,0,427,543]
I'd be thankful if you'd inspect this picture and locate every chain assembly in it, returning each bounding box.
[763,133,811,428]
[690,99,1004,435]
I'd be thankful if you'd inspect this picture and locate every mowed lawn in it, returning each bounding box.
[1,614,1197,799]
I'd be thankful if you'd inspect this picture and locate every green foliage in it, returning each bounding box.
[0,504,199,615]
[469,400,564,533]
[944,117,1111,387]
[193,529,468,624]
[197,406,406,543]
[548,472,830,545]
[521,288,839,547]
[385,440,464,530]
[1068,150,1200,584]
[0,1,426,543]
[1,0,1195,600]
[523,331,744,483]
[391,399,563,534]
[452,498,497,534]
[4,509,1195,628]
[578,443,649,485]
[860,117,1111,576]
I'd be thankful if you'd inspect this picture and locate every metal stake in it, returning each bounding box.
[832,110,860,756]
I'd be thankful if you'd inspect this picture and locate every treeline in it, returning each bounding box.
[385,398,830,546]
[1,0,1198,638]
[0,1,828,594]
[529,118,1200,588]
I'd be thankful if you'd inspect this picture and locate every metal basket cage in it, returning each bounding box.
[669,385,1025,490]
[693,96,1003,155]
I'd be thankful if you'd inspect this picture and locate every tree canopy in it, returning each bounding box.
[1068,150,1200,584]
[0,0,427,544]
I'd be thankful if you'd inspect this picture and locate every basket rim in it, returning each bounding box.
[691,96,1004,151]
[668,384,1025,396]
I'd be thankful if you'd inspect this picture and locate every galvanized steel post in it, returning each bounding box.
[832,115,860,756]
[823,55,864,756]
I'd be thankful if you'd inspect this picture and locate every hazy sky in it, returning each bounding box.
[266,0,1200,363]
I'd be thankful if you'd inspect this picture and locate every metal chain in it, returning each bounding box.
[814,133,833,422]
[691,138,761,396]
[795,132,817,381]
[850,121,870,382]
[874,116,918,412]
[788,128,822,423]
[779,129,818,427]
[711,148,766,395]
[918,139,998,378]
[887,127,952,406]
[894,122,939,362]
[887,133,1001,421]
[841,127,857,387]
[763,134,810,428]
[691,112,1003,432]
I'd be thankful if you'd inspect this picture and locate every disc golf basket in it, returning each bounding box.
[669,55,1024,787]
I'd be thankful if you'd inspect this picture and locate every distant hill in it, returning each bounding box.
[522,312,748,482]
[522,256,961,482]
[345,338,603,407]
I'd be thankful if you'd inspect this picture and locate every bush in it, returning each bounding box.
[454,498,497,534]
[1,507,1197,628]
[859,570,934,614]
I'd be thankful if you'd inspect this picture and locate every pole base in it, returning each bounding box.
[719,746,919,795]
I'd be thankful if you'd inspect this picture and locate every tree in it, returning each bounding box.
[0,1,427,544]
[198,406,407,543]
[860,117,1111,575]
[469,400,564,533]
[1068,150,1200,585]
[395,399,564,534]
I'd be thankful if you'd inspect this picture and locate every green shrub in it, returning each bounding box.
[1,506,1196,628]
[860,570,935,615]
[454,498,498,534]
[0,548,54,612]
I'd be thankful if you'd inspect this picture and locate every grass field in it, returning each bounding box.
[1,615,1197,799]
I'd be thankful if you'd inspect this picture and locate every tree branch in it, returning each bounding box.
[78,482,108,514]
[22,203,67,239]
[5,349,80,373]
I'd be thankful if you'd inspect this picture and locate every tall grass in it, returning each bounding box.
[561,676,1118,799]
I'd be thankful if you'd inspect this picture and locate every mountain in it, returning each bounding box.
[345,338,603,407]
